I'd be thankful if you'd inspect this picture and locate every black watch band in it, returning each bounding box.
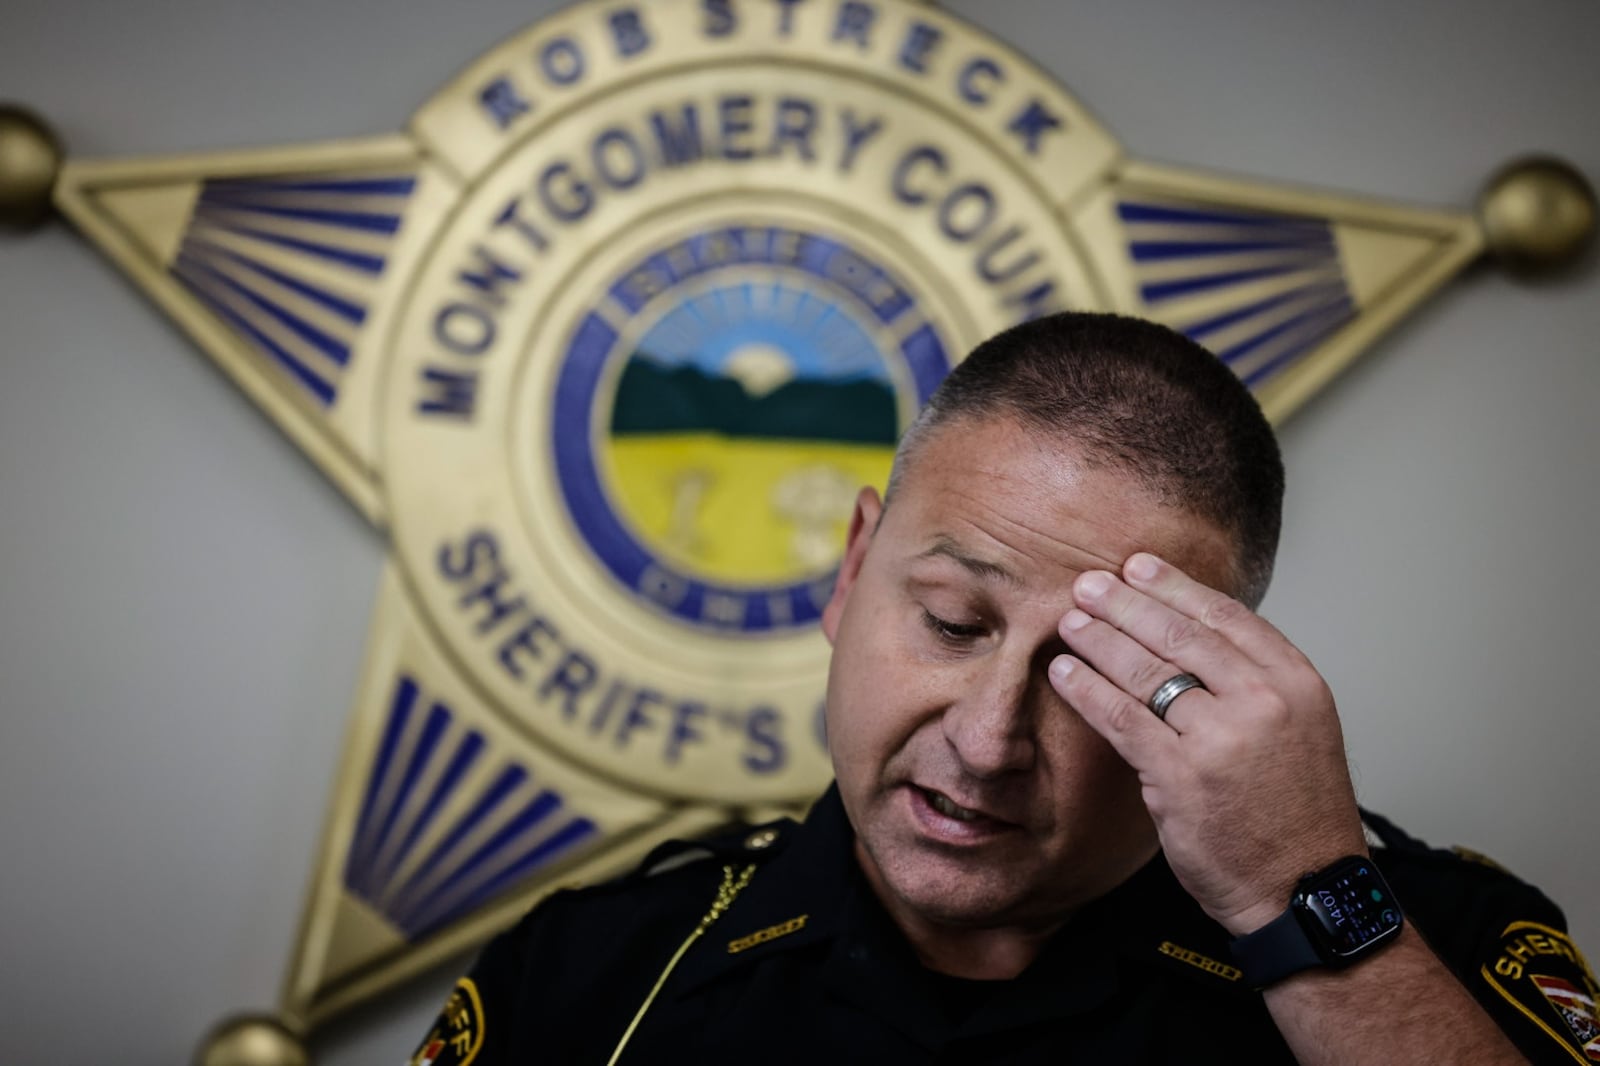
[1230,907,1322,988]
[1228,855,1405,990]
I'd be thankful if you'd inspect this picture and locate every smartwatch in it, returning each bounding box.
[1229,855,1404,988]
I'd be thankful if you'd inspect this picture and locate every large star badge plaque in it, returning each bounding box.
[3,0,1592,1059]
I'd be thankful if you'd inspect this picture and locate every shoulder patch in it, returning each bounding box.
[1481,920,1600,1063]
[407,977,486,1066]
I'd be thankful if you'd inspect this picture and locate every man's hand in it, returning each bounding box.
[1046,551,1366,936]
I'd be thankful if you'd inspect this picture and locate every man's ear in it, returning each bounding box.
[820,486,883,645]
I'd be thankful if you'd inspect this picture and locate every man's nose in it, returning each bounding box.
[940,653,1042,779]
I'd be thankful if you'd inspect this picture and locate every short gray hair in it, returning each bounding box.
[885,313,1284,608]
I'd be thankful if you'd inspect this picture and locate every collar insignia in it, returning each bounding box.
[729,915,809,954]
[1158,940,1243,983]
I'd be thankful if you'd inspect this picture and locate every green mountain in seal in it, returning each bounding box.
[610,354,898,445]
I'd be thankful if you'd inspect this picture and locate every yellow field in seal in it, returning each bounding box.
[383,0,1111,805]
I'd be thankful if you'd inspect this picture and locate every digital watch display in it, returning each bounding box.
[1230,855,1405,988]
[1296,857,1405,957]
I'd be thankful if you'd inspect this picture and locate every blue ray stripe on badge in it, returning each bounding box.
[351,702,452,898]
[339,678,604,939]
[1216,294,1352,367]
[205,176,418,196]
[201,224,388,274]
[346,676,419,890]
[1179,284,1339,343]
[172,172,416,407]
[372,730,486,897]
[384,764,529,919]
[1140,264,1318,305]
[395,790,563,934]
[194,197,403,235]
[188,239,367,324]
[1118,201,1330,231]
[1119,198,1358,387]
[175,252,352,367]
[198,175,414,207]
[174,261,338,406]
[1239,299,1355,388]
[396,791,585,938]
[422,817,599,936]
[1130,236,1334,262]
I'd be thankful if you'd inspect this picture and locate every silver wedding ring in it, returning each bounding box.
[1148,673,1206,721]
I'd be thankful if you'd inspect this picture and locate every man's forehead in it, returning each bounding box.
[894,413,1083,490]
[904,521,1139,596]
[915,535,1025,587]
[892,415,1116,514]
[886,415,1241,596]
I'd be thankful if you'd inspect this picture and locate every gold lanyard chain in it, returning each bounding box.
[604,862,758,1066]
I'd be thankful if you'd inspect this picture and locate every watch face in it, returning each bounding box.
[1296,858,1404,960]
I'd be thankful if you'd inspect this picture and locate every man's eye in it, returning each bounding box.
[921,609,985,642]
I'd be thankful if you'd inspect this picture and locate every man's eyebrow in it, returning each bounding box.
[915,536,1021,586]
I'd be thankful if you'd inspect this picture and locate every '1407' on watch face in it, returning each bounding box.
[1297,858,1405,959]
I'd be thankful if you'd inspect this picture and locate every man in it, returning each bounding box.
[411,313,1593,1064]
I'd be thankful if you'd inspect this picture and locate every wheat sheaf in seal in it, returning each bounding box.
[36,0,1592,1056]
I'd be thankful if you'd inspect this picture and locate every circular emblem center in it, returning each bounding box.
[552,223,949,633]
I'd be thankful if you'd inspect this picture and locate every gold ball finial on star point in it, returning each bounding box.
[0,104,63,230]
[194,1014,312,1066]
[1477,156,1597,276]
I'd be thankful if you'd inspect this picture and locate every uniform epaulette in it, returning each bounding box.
[1361,807,1541,892]
[1359,806,1430,853]
[630,816,799,880]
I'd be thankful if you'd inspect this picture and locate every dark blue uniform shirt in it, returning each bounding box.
[411,786,1596,1064]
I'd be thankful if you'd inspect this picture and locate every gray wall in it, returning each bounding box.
[2,1,1596,1062]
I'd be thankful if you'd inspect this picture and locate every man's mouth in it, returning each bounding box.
[923,787,984,822]
[909,785,1018,838]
